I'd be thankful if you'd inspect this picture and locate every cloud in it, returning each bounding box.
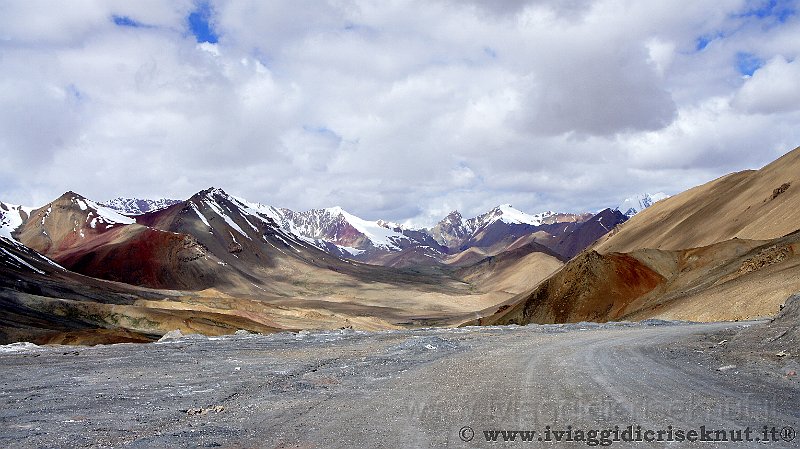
[1,0,799,226]
[733,55,800,114]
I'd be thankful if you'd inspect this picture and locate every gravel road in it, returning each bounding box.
[1,320,797,448]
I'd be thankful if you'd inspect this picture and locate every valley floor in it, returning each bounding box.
[0,320,797,448]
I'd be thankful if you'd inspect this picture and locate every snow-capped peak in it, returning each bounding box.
[616,192,669,217]
[323,207,406,250]
[429,204,558,247]
[202,187,228,197]
[480,204,554,227]
[101,198,181,215]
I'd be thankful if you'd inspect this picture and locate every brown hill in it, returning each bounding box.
[620,232,800,321]
[594,146,800,253]
[469,229,800,326]
[454,242,565,295]
[469,250,664,325]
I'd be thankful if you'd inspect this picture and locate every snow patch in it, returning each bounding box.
[204,200,250,239]
[0,342,40,353]
[72,196,135,225]
[339,246,365,256]
[41,207,51,226]
[0,202,33,241]
[229,195,284,224]
[191,202,212,228]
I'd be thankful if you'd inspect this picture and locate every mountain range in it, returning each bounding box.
[0,187,638,279]
[21,142,799,349]
[100,198,182,215]
[69,193,658,266]
[4,190,651,269]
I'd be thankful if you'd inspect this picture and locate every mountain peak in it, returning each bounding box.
[480,204,552,227]
[441,210,463,225]
[324,206,346,216]
[196,187,229,199]
[616,192,669,217]
[47,192,137,226]
[56,190,86,202]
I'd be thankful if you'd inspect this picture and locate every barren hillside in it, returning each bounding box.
[594,146,800,253]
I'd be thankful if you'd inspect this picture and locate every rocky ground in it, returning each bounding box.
[1,317,798,448]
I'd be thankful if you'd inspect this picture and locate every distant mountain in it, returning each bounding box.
[428,211,470,249]
[429,205,591,250]
[101,198,182,215]
[550,208,628,259]
[616,192,669,217]
[275,206,430,257]
[2,189,624,268]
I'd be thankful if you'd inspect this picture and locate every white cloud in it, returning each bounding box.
[733,56,800,114]
[646,38,676,76]
[1,0,799,225]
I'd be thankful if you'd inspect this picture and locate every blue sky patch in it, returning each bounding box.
[112,15,148,28]
[695,35,713,51]
[188,1,218,43]
[735,52,763,76]
[694,31,726,51]
[738,0,796,22]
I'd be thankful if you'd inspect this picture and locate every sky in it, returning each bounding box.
[1,0,799,226]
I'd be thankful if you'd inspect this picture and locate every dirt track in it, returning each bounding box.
[1,320,797,448]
